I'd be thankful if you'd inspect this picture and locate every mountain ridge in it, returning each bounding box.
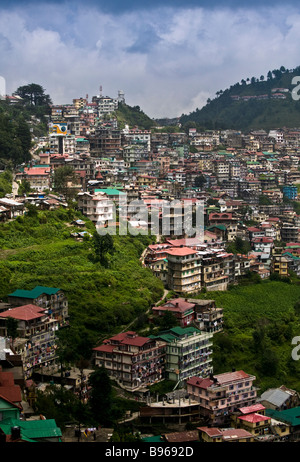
[179,65,300,132]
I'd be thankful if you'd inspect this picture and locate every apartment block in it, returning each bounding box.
[93,331,166,391]
[77,191,115,225]
[154,327,213,385]
[166,247,202,293]
[187,369,257,425]
[8,286,68,322]
[0,304,61,379]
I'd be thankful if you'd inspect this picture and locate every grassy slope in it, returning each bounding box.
[0,208,164,355]
[195,281,300,393]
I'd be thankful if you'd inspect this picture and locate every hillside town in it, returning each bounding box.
[2,88,300,444]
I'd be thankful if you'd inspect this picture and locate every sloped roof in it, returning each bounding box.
[0,418,62,440]
[265,407,300,427]
[238,413,270,423]
[260,388,291,407]
[8,286,60,299]
[0,304,45,321]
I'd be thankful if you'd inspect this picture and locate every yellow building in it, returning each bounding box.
[237,413,271,436]
[198,427,254,442]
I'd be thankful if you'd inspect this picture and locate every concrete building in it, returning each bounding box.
[187,369,257,426]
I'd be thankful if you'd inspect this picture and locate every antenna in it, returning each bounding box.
[86,94,88,102]
[99,85,102,97]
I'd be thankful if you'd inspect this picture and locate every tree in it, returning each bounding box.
[88,367,114,426]
[53,165,78,200]
[18,179,31,196]
[194,174,206,189]
[35,384,86,430]
[92,231,114,265]
[159,310,178,330]
[16,116,32,161]
[6,317,18,348]
[14,83,52,107]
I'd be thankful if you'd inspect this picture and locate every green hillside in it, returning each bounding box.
[0,207,164,359]
[194,281,300,393]
[180,65,300,132]
[115,102,156,130]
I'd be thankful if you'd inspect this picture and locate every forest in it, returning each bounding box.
[180,65,300,132]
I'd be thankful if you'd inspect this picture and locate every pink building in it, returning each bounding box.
[187,370,257,425]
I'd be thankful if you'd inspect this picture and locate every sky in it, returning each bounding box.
[1,0,300,118]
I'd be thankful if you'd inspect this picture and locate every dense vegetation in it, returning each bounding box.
[0,83,52,168]
[0,170,13,197]
[180,65,300,132]
[194,281,300,393]
[0,207,164,358]
[115,102,156,130]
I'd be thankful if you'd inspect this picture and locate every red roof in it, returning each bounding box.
[238,413,270,423]
[166,247,198,257]
[247,227,262,232]
[252,237,273,243]
[23,167,50,176]
[0,304,46,321]
[93,331,152,351]
[198,426,222,437]
[220,428,253,440]
[157,298,195,313]
[0,370,22,406]
[239,403,265,414]
[186,377,213,389]
[166,238,204,247]
[215,370,252,385]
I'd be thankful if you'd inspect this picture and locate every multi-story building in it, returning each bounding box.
[77,191,115,226]
[0,303,65,379]
[154,326,213,386]
[140,394,202,428]
[15,166,51,192]
[8,286,68,323]
[281,223,299,243]
[92,331,166,391]
[188,299,224,334]
[88,126,122,157]
[200,248,229,291]
[186,369,257,425]
[152,298,196,327]
[166,247,202,293]
[272,253,289,277]
[122,128,151,152]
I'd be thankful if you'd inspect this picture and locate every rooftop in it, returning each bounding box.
[8,286,61,300]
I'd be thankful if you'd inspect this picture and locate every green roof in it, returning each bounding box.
[142,435,164,442]
[207,224,227,231]
[0,418,62,441]
[8,286,60,299]
[94,188,126,195]
[153,326,201,343]
[282,252,300,260]
[266,407,300,427]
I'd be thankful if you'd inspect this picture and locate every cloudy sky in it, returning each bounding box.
[1,0,300,118]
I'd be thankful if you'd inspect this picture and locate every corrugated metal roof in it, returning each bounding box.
[0,418,62,440]
[8,286,60,299]
[260,388,289,407]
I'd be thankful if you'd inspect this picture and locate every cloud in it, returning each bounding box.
[1,2,300,118]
